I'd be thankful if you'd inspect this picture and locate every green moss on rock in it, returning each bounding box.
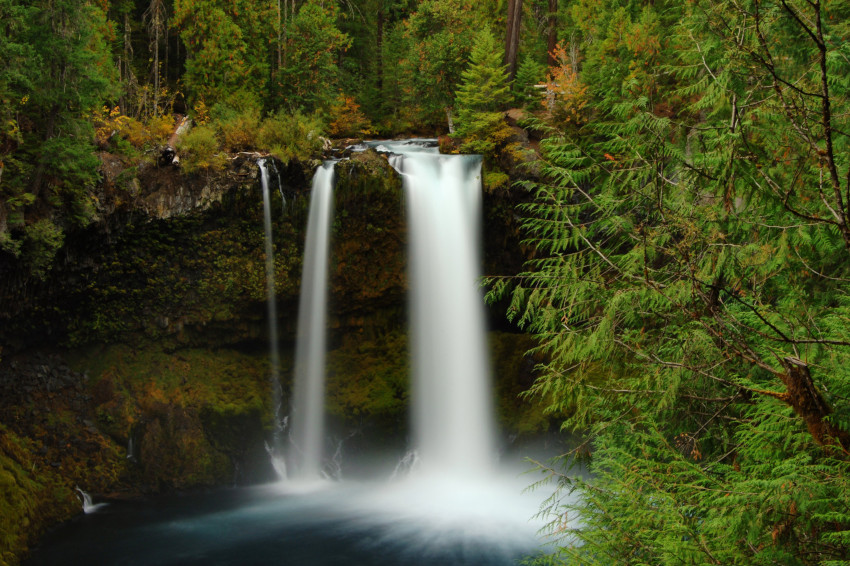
[333,149,402,196]
[68,343,276,490]
[0,426,92,566]
[325,331,409,422]
[329,150,406,330]
[489,331,556,435]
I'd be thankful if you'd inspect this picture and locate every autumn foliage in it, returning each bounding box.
[543,42,589,128]
[328,95,375,139]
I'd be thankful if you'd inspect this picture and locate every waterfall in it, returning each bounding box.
[75,487,107,514]
[289,162,335,479]
[259,159,286,479]
[280,141,493,481]
[377,140,494,478]
[268,158,287,212]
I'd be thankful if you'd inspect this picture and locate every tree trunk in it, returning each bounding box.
[376,5,384,93]
[164,26,169,88]
[277,0,283,70]
[547,0,558,67]
[153,27,159,117]
[123,12,133,114]
[779,357,850,452]
[145,0,167,117]
[504,0,523,80]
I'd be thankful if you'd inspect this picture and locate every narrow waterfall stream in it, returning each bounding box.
[258,159,287,479]
[290,162,335,480]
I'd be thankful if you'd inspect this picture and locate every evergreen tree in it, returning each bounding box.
[27,0,117,224]
[0,0,36,256]
[400,0,479,131]
[0,0,117,275]
[172,0,275,109]
[274,0,351,114]
[452,26,512,156]
[492,0,850,561]
[512,54,545,109]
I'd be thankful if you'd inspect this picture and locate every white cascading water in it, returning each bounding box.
[351,142,541,551]
[283,141,494,480]
[261,145,545,555]
[259,159,287,479]
[383,141,494,478]
[75,487,107,514]
[289,162,335,479]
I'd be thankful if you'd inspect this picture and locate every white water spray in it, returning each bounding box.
[289,162,335,479]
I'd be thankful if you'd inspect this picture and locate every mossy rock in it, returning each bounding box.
[69,343,276,490]
[489,331,557,435]
[0,426,80,566]
[325,330,409,424]
[328,150,407,330]
[333,149,402,197]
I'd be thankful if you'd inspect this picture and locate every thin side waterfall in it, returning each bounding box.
[268,158,286,212]
[379,140,494,478]
[289,162,335,479]
[259,159,286,479]
[75,487,107,514]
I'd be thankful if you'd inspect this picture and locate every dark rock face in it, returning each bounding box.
[1,157,301,352]
[330,149,406,333]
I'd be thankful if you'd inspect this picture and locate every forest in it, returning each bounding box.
[1,0,850,564]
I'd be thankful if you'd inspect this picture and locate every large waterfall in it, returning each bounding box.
[380,140,494,478]
[289,162,335,479]
[25,146,547,566]
[283,141,494,480]
[279,141,494,480]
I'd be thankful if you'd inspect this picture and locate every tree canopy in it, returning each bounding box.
[490,0,850,561]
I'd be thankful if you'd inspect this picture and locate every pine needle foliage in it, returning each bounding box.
[514,55,547,109]
[493,0,850,562]
[452,26,513,157]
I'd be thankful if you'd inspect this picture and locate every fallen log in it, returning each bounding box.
[159,115,191,166]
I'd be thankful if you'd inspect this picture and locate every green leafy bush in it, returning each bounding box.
[23,219,64,279]
[328,94,375,139]
[257,111,325,164]
[176,125,228,173]
[211,92,262,152]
